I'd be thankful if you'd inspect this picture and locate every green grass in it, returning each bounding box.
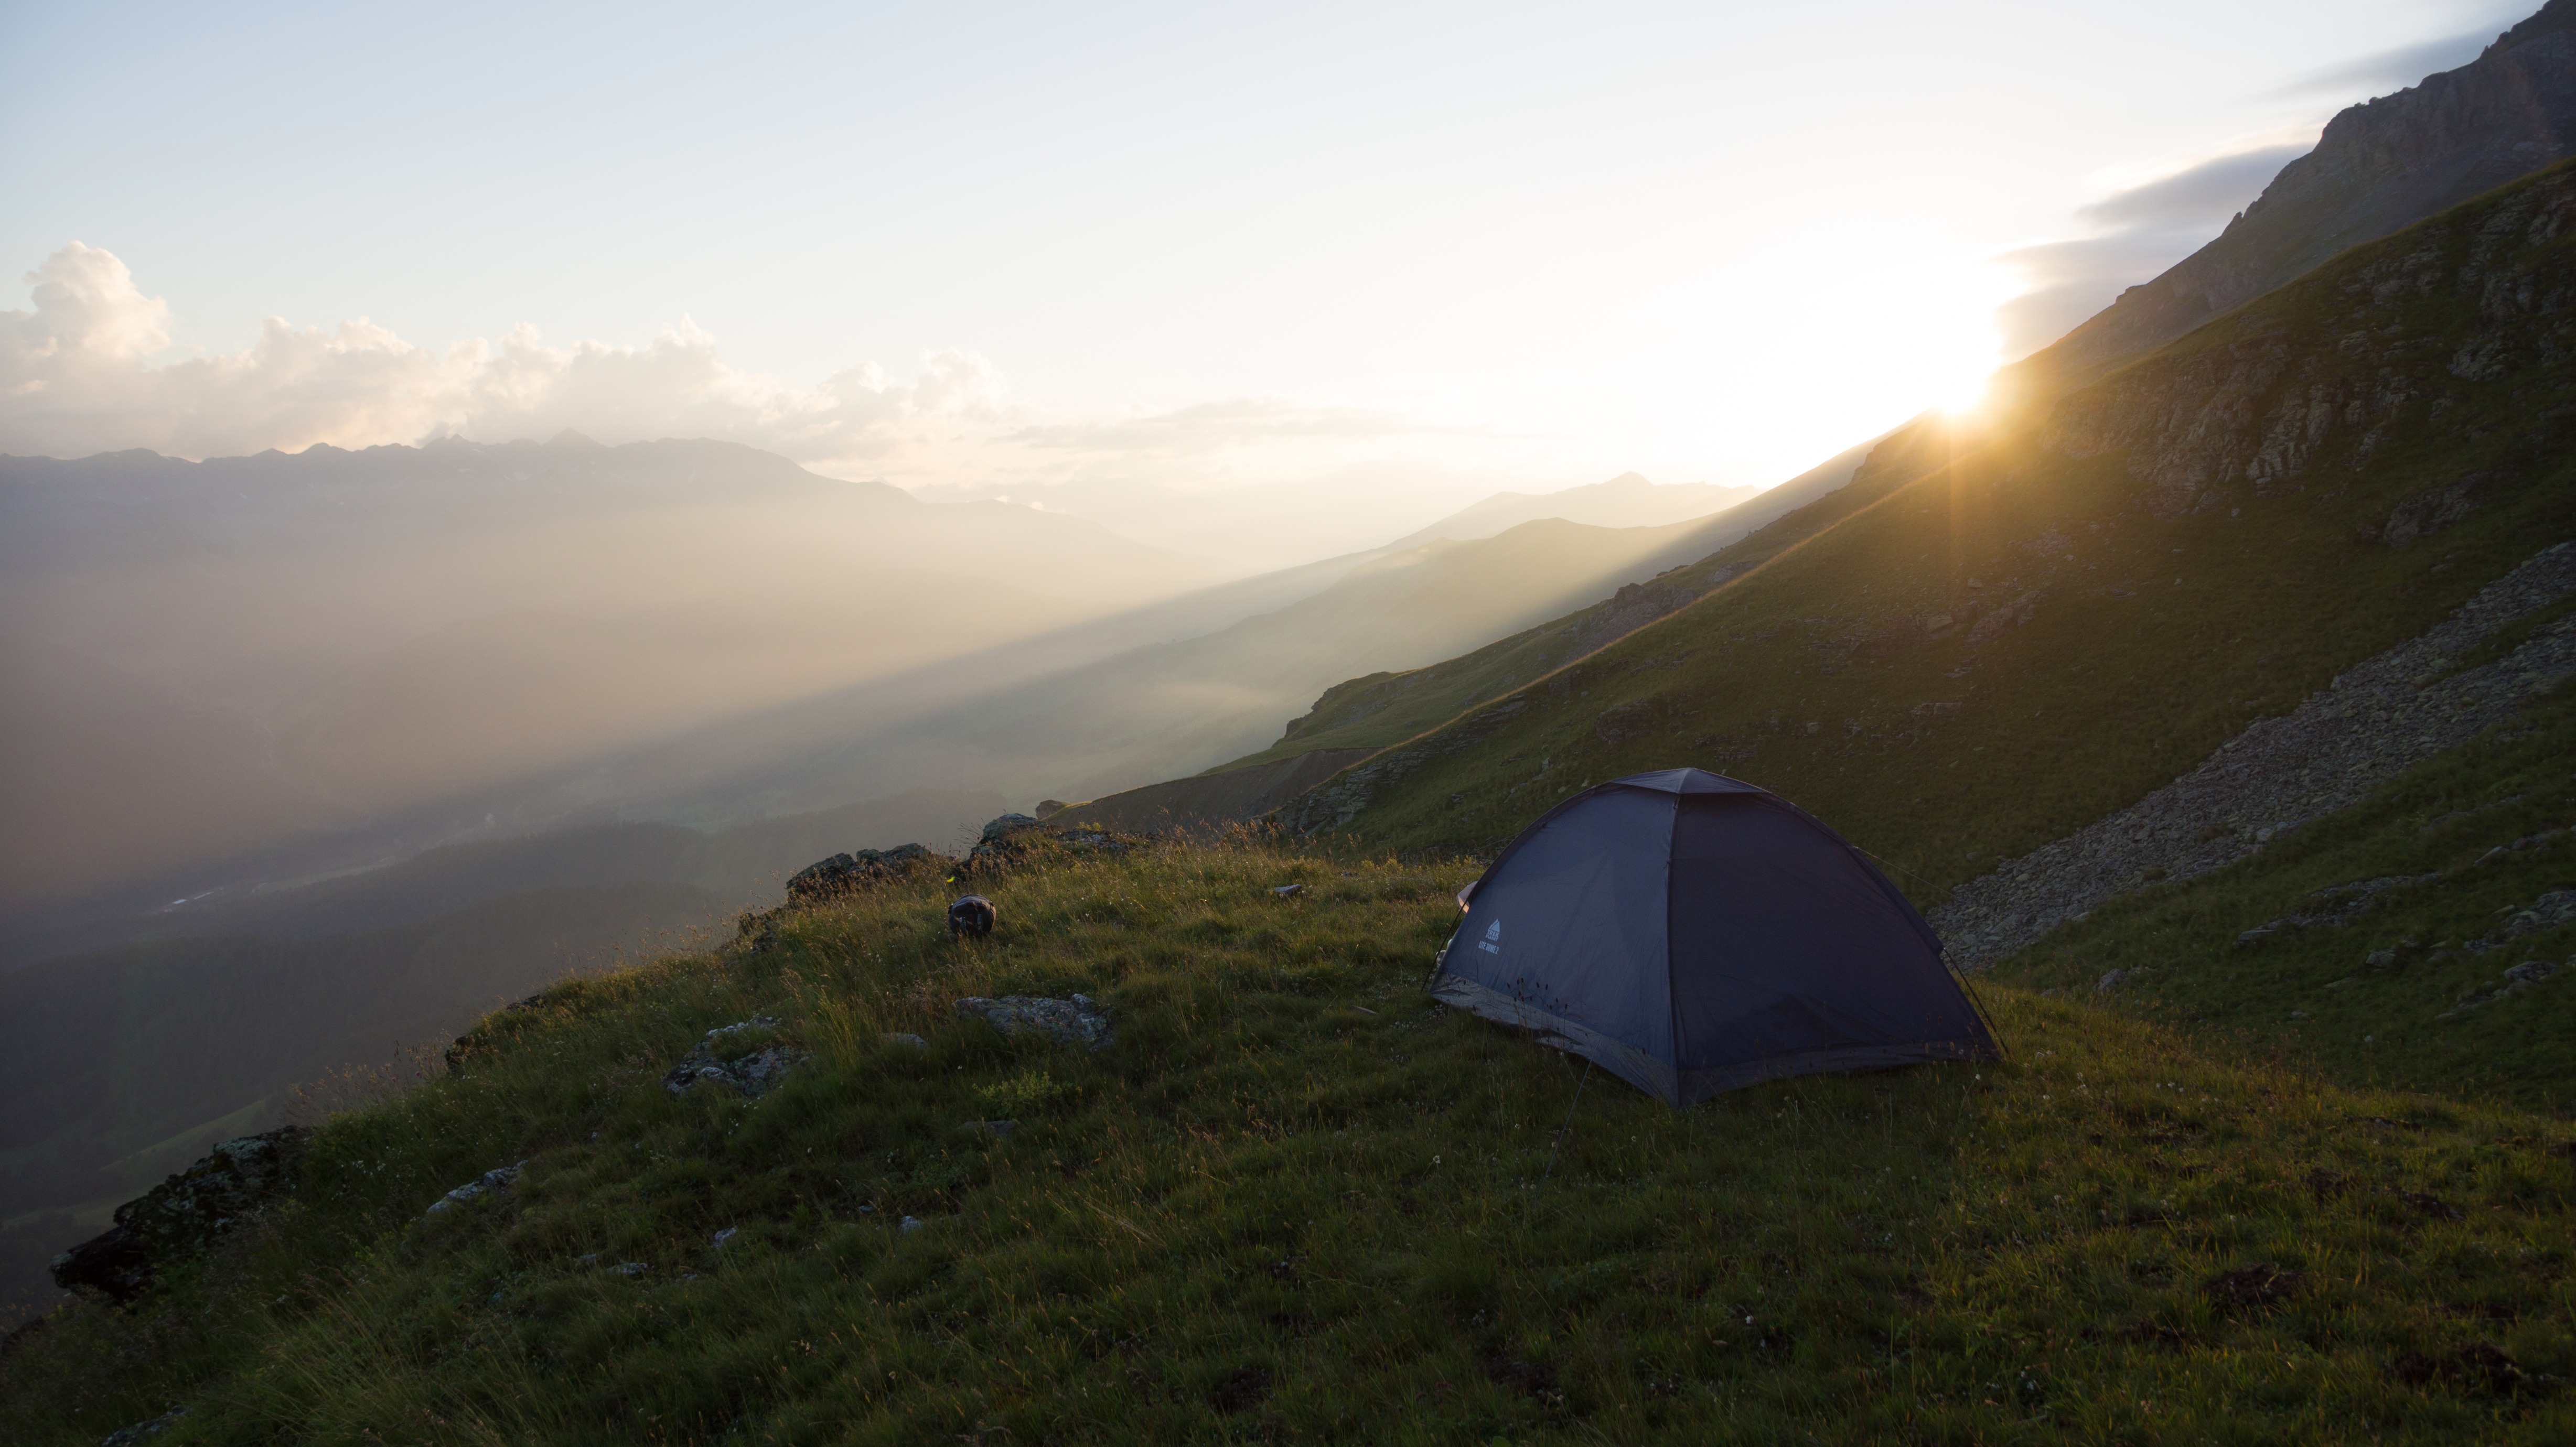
[6,832,2571,1443]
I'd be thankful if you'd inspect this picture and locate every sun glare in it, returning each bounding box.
[1936,364,1995,419]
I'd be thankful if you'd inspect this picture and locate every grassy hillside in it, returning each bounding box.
[1292,165,2576,921]
[3,833,2570,1443]
[1985,675,2576,1115]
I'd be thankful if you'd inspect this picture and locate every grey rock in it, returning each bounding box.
[2505,959,2561,986]
[712,1227,738,1247]
[956,994,1113,1050]
[662,1017,810,1098]
[1271,883,1304,897]
[980,813,1044,843]
[52,1127,308,1303]
[2094,969,2128,994]
[2464,889,2576,953]
[783,843,937,904]
[101,1406,187,1445]
[425,1162,525,1216]
[899,1215,926,1233]
[883,1032,929,1050]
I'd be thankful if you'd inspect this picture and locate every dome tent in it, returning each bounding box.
[1434,768,1998,1105]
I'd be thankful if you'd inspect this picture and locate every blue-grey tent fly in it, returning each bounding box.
[1434,768,1999,1105]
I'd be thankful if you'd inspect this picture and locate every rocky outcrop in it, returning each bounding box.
[424,1162,524,1216]
[951,815,1135,880]
[980,814,1045,843]
[2044,5,2576,375]
[662,1017,810,1098]
[51,1128,308,1303]
[784,843,939,904]
[1936,542,2576,965]
[956,995,1113,1050]
[743,843,952,951]
[2042,164,2574,517]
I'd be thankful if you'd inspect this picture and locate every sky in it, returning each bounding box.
[0,0,2535,565]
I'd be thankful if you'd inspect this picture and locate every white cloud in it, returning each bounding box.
[0,244,1514,539]
[0,243,1008,475]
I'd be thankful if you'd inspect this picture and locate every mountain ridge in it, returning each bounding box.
[2040,0,2574,375]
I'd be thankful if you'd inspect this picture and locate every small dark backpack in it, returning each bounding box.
[948,894,997,940]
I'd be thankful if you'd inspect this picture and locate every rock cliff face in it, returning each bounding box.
[2043,164,2574,518]
[2044,2,2575,375]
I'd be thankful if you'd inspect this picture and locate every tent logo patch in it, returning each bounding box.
[1478,919,1502,955]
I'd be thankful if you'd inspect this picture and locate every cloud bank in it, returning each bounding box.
[0,242,1011,475]
[0,243,1539,566]
[1991,142,2311,358]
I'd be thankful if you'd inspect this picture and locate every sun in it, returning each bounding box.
[1936,364,1995,419]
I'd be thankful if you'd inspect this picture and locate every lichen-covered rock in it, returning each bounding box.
[2465,889,2576,952]
[424,1162,524,1216]
[51,1127,308,1303]
[956,994,1113,1050]
[980,813,1045,843]
[951,818,1138,881]
[785,843,938,904]
[662,1017,810,1097]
